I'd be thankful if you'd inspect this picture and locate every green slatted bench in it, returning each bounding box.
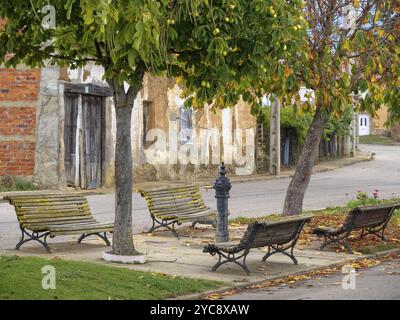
[3,193,114,252]
[137,185,216,237]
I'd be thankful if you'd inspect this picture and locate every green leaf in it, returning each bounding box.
[127,50,136,68]
[132,22,144,52]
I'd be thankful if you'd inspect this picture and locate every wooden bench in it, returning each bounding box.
[313,203,400,253]
[137,185,216,237]
[203,214,312,275]
[3,193,114,252]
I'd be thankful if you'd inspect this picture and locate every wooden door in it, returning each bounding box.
[64,93,79,186]
[82,95,104,189]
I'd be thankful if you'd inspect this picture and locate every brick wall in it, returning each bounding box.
[0,67,40,177]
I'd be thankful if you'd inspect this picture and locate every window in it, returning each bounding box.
[180,106,194,144]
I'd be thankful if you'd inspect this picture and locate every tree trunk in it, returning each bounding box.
[111,84,139,255]
[282,107,329,216]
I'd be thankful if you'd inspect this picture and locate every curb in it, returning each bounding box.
[171,247,400,300]
[0,153,372,198]
[186,152,373,185]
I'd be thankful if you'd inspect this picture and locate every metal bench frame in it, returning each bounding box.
[15,228,110,253]
[203,215,312,275]
[313,203,400,254]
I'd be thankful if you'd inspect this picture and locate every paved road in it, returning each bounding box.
[225,257,400,300]
[1,144,399,249]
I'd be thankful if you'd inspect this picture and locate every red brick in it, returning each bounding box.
[0,141,35,176]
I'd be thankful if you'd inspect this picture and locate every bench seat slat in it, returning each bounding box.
[147,194,202,204]
[21,217,96,225]
[12,202,89,209]
[16,210,92,218]
[10,195,87,201]
[49,222,114,231]
[155,208,214,218]
[15,207,91,215]
[174,211,216,222]
[50,224,114,236]
[15,208,91,216]
[141,186,198,195]
[151,203,208,215]
[149,198,205,208]
[4,193,84,197]
[22,219,99,231]
[8,197,87,204]
[20,215,95,223]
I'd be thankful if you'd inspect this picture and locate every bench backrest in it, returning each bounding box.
[3,193,94,232]
[138,185,209,218]
[240,215,312,249]
[343,203,400,232]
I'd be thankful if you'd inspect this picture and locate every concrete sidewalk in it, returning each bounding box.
[0,225,370,287]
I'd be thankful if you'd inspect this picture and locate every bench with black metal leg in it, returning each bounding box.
[4,193,113,252]
[203,214,312,275]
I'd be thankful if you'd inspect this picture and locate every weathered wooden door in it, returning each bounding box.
[64,93,79,186]
[81,95,103,189]
[82,95,104,189]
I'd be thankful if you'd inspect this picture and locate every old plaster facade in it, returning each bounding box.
[0,63,257,190]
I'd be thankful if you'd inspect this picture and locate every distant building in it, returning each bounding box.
[362,105,400,140]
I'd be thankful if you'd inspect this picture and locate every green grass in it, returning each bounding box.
[0,177,38,192]
[229,197,400,225]
[229,214,280,225]
[359,135,397,145]
[229,207,348,225]
[359,243,398,255]
[0,256,223,300]
[394,209,400,220]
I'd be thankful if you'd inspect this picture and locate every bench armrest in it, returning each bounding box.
[202,185,214,192]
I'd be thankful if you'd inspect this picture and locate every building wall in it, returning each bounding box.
[141,78,256,180]
[18,63,257,189]
[0,66,40,178]
[371,105,390,135]
[391,124,400,142]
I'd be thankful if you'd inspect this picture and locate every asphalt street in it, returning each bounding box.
[0,144,399,249]
[225,257,400,300]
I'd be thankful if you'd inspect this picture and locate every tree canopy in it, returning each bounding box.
[281,0,400,216]
[285,1,400,117]
[0,0,306,106]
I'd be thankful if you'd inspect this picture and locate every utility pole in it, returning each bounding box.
[269,98,281,175]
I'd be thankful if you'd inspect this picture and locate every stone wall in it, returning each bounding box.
[33,66,66,189]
